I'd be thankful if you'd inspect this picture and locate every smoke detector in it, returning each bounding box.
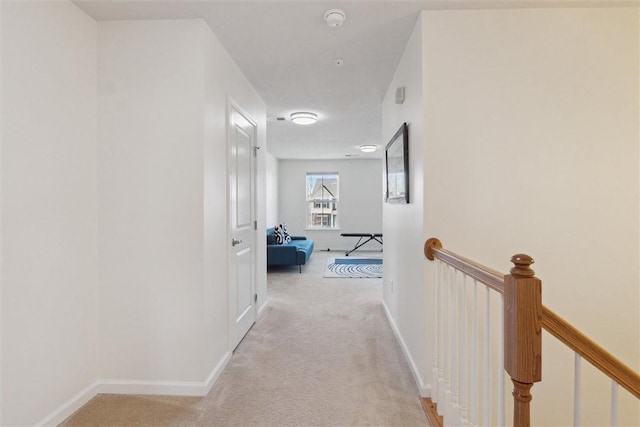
[324,9,346,28]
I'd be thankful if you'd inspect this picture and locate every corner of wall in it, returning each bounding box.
[381,10,430,396]
[35,382,100,427]
[381,300,431,397]
[0,0,4,422]
[35,350,233,427]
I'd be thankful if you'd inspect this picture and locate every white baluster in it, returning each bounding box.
[438,265,447,408]
[610,381,618,427]
[443,264,450,422]
[498,293,505,426]
[446,265,454,422]
[573,353,581,427]
[483,286,490,427]
[432,260,440,403]
[460,274,468,426]
[452,270,460,422]
[470,280,478,427]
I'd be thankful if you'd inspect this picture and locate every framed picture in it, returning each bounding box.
[385,122,409,204]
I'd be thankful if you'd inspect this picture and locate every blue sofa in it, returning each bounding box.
[266,228,314,273]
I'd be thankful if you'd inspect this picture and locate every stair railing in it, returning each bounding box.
[541,305,640,425]
[423,237,639,427]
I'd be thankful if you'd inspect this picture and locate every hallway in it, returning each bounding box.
[61,251,428,426]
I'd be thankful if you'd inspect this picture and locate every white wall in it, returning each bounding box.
[383,8,639,426]
[98,19,207,383]
[421,8,639,425]
[0,1,5,424]
[278,159,383,251]
[202,22,268,361]
[265,151,279,227]
[1,1,99,425]
[381,16,428,395]
[2,5,267,425]
[98,18,266,387]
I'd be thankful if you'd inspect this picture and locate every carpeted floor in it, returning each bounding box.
[61,251,428,427]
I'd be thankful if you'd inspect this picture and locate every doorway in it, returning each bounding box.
[228,100,258,350]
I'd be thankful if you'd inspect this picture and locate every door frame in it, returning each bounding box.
[226,97,258,350]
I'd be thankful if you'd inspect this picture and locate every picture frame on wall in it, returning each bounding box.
[385,122,409,204]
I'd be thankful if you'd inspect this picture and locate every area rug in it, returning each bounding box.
[324,257,383,278]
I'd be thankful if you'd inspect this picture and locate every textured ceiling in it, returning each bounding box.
[73,0,636,159]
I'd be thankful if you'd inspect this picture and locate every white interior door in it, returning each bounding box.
[228,101,257,350]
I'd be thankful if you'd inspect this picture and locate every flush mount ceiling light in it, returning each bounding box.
[324,9,346,28]
[290,112,318,125]
[359,145,377,153]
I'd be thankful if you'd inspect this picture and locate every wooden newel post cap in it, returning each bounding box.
[510,254,535,277]
[424,238,442,261]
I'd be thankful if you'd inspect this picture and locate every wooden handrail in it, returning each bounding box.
[424,238,505,293]
[425,237,540,426]
[542,305,640,399]
[423,237,639,427]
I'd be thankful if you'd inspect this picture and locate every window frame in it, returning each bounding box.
[305,172,340,231]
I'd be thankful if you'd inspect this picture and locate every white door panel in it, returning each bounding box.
[228,102,256,350]
[234,247,252,321]
[235,127,252,228]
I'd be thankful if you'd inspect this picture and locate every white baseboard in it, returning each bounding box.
[36,381,101,427]
[382,300,431,398]
[257,298,269,318]
[36,352,232,426]
[99,351,231,397]
[203,351,232,394]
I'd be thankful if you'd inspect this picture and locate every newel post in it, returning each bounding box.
[504,254,542,427]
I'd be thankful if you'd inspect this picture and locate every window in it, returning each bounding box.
[306,173,339,229]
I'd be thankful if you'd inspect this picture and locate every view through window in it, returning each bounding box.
[306,173,339,229]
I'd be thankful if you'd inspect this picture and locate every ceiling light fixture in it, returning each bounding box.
[324,9,346,28]
[290,112,318,125]
[359,145,377,153]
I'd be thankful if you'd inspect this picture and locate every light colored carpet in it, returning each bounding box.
[61,251,427,427]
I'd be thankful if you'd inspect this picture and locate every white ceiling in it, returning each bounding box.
[73,0,636,160]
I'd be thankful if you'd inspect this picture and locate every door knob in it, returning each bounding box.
[232,238,242,246]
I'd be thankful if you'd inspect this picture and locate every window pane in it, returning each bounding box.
[306,174,339,200]
[306,173,339,229]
